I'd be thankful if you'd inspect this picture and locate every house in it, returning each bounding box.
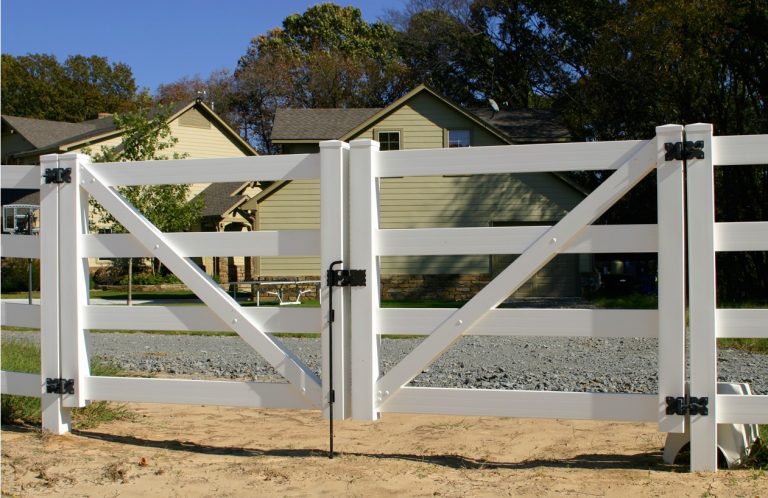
[2,98,257,198]
[190,181,261,283]
[245,85,589,299]
[2,99,258,280]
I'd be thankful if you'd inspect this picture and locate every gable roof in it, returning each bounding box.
[270,84,570,145]
[192,181,250,218]
[2,99,257,160]
[1,115,110,150]
[341,84,513,143]
[271,108,381,141]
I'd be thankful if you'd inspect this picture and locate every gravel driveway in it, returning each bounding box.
[4,331,766,394]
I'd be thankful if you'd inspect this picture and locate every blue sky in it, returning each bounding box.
[1,0,405,94]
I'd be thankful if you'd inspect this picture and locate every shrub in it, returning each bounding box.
[120,272,180,285]
[1,258,40,293]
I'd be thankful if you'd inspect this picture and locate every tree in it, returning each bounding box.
[155,69,235,114]
[1,54,136,122]
[233,3,410,152]
[88,101,203,303]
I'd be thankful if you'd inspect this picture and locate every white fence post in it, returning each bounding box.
[58,154,91,408]
[655,125,686,434]
[685,123,718,471]
[349,139,381,420]
[320,140,350,420]
[39,154,71,433]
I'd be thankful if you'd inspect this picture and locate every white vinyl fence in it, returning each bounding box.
[1,124,766,472]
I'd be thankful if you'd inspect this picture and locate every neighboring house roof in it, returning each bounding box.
[469,108,570,143]
[1,115,109,150]
[192,181,250,218]
[2,99,257,161]
[271,108,381,142]
[270,84,569,146]
[1,188,39,206]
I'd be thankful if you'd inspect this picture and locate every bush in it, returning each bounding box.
[120,272,180,285]
[91,265,125,285]
[1,258,40,293]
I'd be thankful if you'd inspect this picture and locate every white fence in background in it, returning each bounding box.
[1,124,766,472]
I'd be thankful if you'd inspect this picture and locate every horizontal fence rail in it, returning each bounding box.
[379,308,658,338]
[0,234,40,259]
[82,230,320,258]
[0,165,39,189]
[377,140,647,177]
[88,154,320,186]
[378,224,659,256]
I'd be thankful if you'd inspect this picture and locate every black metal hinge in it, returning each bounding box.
[46,378,75,395]
[666,395,709,416]
[43,167,72,184]
[327,269,366,287]
[664,141,705,161]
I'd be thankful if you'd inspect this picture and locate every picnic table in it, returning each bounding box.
[225,279,321,306]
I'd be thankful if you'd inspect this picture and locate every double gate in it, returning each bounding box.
[2,124,767,471]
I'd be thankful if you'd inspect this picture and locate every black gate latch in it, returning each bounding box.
[46,378,75,395]
[664,141,705,161]
[666,395,709,416]
[327,269,366,287]
[43,167,72,184]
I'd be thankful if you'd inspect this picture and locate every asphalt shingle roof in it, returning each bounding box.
[470,108,570,143]
[1,115,107,150]
[1,101,196,156]
[271,105,569,144]
[192,182,248,218]
[271,108,382,141]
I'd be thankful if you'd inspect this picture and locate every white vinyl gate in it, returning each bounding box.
[2,124,767,471]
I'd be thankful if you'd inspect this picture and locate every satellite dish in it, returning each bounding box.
[488,98,500,112]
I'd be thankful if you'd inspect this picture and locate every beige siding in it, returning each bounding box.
[257,173,583,278]
[169,109,248,159]
[259,179,321,276]
[350,92,501,149]
[170,109,251,199]
[72,135,123,155]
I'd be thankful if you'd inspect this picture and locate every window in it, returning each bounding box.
[377,131,401,151]
[448,129,471,148]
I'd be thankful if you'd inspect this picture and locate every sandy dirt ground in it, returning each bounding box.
[2,403,766,497]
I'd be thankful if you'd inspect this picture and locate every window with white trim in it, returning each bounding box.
[377,131,401,151]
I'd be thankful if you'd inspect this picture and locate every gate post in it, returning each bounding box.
[656,125,686,434]
[58,154,92,409]
[39,154,71,434]
[685,123,718,471]
[348,139,381,420]
[320,140,350,420]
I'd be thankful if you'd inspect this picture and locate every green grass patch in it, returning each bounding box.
[91,289,199,300]
[381,299,465,308]
[718,338,768,355]
[588,293,658,309]
[743,425,768,470]
[1,339,135,428]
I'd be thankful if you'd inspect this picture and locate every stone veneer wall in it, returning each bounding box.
[379,274,490,302]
